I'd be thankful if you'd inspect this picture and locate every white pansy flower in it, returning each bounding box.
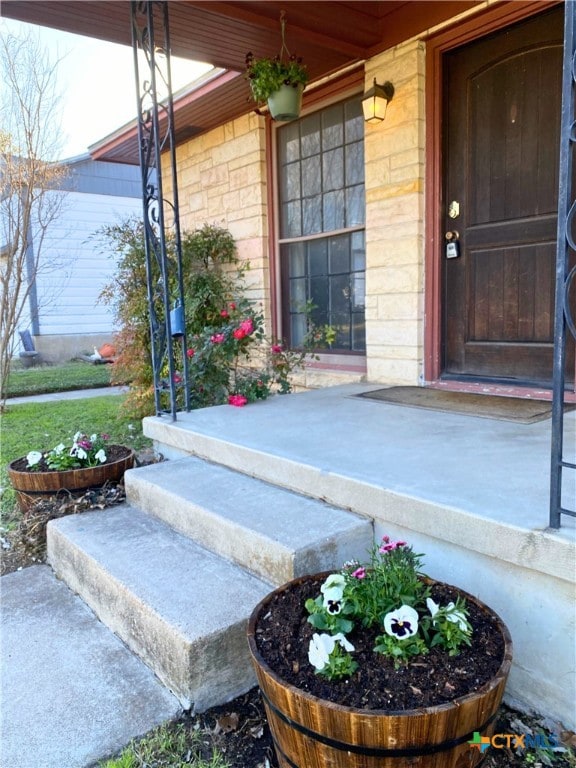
[445,602,468,632]
[76,447,88,460]
[383,605,419,639]
[427,597,440,619]
[321,573,345,613]
[332,633,355,652]
[53,443,65,455]
[26,451,43,467]
[94,449,107,464]
[427,598,468,632]
[308,632,355,671]
[308,633,335,671]
[90,434,98,442]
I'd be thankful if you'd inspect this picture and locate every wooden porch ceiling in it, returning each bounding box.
[3,0,480,163]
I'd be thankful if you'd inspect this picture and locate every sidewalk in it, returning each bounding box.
[6,386,127,405]
[1,566,180,768]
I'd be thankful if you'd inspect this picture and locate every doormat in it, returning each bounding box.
[356,387,574,423]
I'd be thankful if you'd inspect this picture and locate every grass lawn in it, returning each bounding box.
[0,394,151,523]
[6,360,115,398]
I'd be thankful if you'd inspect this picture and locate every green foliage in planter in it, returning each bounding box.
[245,52,308,104]
[0,395,151,523]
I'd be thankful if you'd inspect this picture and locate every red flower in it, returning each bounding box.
[186,348,195,358]
[173,374,182,384]
[233,327,247,340]
[228,394,248,407]
[271,344,283,354]
[240,318,254,335]
[229,302,236,310]
[211,333,225,344]
[220,309,229,318]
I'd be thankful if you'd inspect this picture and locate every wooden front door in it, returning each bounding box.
[442,5,574,385]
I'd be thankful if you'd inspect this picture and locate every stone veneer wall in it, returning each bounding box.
[162,112,272,334]
[170,70,428,390]
[364,40,425,386]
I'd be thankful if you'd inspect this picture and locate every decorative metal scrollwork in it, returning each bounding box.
[130,0,189,419]
[550,1,576,528]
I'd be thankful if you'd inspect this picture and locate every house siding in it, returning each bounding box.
[18,155,143,362]
[34,190,142,337]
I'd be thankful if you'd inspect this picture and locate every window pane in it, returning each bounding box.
[352,274,365,309]
[330,274,350,313]
[310,276,329,320]
[330,235,350,274]
[303,196,322,235]
[302,155,321,196]
[309,239,328,275]
[345,99,364,143]
[332,313,351,348]
[282,201,301,238]
[323,190,345,232]
[280,122,301,163]
[323,147,343,191]
[352,313,366,350]
[322,103,344,150]
[283,162,301,201]
[301,113,321,157]
[352,231,366,269]
[346,184,365,227]
[290,277,307,308]
[345,141,364,185]
[289,244,306,277]
[291,313,307,347]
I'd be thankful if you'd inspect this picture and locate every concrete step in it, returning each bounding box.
[124,456,373,585]
[1,565,180,768]
[47,505,272,712]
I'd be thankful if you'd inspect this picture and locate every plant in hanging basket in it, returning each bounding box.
[247,536,513,768]
[244,52,308,105]
[7,431,135,512]
[244,11,308,121]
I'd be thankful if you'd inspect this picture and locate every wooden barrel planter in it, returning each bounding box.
[8,446,135,512]
[247,574,513,768]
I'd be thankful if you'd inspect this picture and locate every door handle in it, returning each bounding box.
[445,230,460,242]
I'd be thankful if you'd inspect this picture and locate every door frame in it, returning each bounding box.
[423,0,561,383]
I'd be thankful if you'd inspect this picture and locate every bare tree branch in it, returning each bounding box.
[0,30,69,409]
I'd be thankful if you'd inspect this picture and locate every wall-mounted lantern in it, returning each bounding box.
[362,79,394,124]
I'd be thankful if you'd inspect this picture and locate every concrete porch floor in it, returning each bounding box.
[146,383,575,539]
[144,382,576,727]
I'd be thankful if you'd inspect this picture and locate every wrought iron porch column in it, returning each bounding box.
[130,0,190,419]
[551,0,576,528]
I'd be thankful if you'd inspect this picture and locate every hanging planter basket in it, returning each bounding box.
[8,446,135,512]
[245,11,308,123]
[247,573,513,768]
[267,83,304,122]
